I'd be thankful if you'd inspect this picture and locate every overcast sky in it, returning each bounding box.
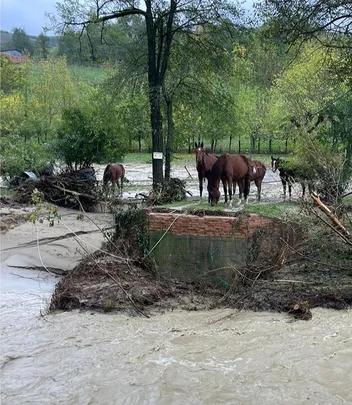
[1,0,254,36]
[1,0,57,35]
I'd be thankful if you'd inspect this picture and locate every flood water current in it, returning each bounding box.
[1,266,351,405]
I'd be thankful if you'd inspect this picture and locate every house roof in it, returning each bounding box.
[0,49,23,56]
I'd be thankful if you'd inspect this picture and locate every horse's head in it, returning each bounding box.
[271,156,281,172]
[194,141,206,166]
[207,182,220,206]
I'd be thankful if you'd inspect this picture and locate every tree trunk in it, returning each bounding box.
[211,139,215,152]
[257,138,261,154]
[138,131,142,153]
[149,84,164,185]
[285,138,288,154]
[269,138,272,154]
[238,137,241,154]
[164,95,174,180]
[145,4,163,186]
[229,135,232,153]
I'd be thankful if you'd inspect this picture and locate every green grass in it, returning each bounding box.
[69,65,108,83]
[160,199,233,212]
[243,201,300,220]
[123,153,195,165]
[123,152,278,166]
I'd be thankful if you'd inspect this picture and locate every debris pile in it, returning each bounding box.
[142,178,187,205]
[13,168,100,211]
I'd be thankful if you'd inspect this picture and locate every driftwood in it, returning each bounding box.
[184,165,193,179]
[311,192,352,245]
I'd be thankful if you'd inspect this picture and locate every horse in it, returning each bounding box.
[271,156,309,200]
[248,160,266,202]
[194,142,218,200]
[207,153,251,206]
[103,163,125,196]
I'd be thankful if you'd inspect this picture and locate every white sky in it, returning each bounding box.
[0,0,255,36]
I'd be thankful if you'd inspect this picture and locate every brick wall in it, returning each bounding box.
[147,212,277,239]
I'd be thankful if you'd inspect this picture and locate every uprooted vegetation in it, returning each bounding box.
[50,207,352,318]
[137,178,188,205]
[12,169,100,211]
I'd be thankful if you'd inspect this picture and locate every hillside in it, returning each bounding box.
[0,30,58,50]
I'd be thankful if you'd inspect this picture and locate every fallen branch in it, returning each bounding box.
[311,192,351,243]
[184,165,193,179]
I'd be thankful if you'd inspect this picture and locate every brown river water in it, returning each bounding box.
[1,266,351,405]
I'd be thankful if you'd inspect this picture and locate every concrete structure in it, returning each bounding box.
[147,211,297,287]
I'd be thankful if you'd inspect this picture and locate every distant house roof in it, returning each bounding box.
[0,49,29,63]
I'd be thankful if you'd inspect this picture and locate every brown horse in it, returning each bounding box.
[248,160,266,202]
[208,153,250,206]
[103,163,125,195]
[233,160,266,202]
[194,142,218,200]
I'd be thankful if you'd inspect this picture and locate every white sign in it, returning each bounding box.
[153,152,163,160]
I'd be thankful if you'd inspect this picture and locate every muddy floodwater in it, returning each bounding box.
[1,266,351,405]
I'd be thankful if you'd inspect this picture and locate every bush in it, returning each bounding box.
[0,135,51,178]
[54,108,126,169]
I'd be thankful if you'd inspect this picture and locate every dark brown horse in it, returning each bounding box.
[208,153,250,206]
[232,160,266,202]
[194,142,218,200]
[103,163,125,195]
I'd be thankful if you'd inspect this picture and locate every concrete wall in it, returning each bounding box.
[147,212,297,286]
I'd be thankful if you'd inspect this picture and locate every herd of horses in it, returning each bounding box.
[103,143,306,204]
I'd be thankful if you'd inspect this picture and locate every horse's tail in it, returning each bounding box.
[103,164,111,184]
[120,164,125,182]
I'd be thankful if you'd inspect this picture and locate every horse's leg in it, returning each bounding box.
[255,179,261,202]
[288,182,292,199]
[243,175,250,204]
[199,174,203,198]
[228,177,233,207]
[238,180,244,204]
[282,179,286,201]
[223,180,228,204]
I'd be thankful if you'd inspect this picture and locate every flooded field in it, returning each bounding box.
[94,162,301,202]
[1,266,351,405]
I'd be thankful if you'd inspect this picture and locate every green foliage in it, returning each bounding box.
[10,28,33,55]
[54,106,126,169]
[1,135,51,178]
[114,208,150,259]
[0,56,27,93]
[28,188,61,227]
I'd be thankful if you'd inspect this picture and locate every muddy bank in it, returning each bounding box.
[50,245,352,317]
[50,205,352,317]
